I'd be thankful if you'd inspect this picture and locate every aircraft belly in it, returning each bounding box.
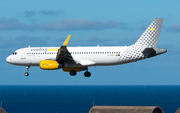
[74,55,119,66]
[16,55,56,66]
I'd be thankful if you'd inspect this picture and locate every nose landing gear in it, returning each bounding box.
[24,66,30,76]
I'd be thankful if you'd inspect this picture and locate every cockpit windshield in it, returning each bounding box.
[12,52,17,55]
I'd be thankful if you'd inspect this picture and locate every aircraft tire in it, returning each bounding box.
[24,72,29,76]
[70,70,76,76]
[84,71,91,77]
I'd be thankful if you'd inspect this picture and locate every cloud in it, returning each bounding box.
[0,18,37,31]
[42,19,123,30]
[139,24,148,30]
[88,37,112,43]
[136,20,151,30]
[39,10,65,16]
[0,35,49,49]
[0,18,128,31]
[119,24,133,31]
[120,37,138,45]
[23,10,65,18]
[166,25,180,32]
[23,10,36,18]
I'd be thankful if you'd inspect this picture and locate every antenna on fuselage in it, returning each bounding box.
[28,45,30,48]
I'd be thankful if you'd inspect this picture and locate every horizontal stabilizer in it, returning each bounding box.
[142,48,156,57]
[142,48,156,54]
[142,48,167,57]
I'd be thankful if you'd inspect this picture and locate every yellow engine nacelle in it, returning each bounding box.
[40,60,62,70]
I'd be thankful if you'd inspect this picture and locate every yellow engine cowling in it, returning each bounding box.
[40,60,61,70]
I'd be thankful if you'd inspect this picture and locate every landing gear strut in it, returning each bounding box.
[70,70,77,76]
[24,66,30,76]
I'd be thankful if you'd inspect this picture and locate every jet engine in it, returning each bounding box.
[40,60,63,70]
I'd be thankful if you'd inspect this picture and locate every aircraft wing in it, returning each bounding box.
[56,34,96,66]
[56,34,75,63]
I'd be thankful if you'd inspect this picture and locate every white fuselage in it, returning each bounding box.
[6,46,131,67]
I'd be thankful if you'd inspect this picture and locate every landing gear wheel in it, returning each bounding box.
[70,70,77,76]
[84,71,91,77]
[24,72,29,76]
[25,66,30,76]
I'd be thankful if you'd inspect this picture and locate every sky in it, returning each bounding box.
[0,0,180,85]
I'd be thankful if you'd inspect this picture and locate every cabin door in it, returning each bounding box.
[21,49,26,59]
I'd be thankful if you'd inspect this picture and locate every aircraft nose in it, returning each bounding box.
[6,56,12,64]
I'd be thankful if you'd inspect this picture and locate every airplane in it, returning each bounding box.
[6,18,167,77]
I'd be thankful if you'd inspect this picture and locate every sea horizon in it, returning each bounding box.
[0,85,180,113]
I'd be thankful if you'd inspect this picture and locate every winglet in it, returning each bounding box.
[63,34,71,46]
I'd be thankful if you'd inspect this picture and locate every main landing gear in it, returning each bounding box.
[69,68,91,77]
[84,68,91,77]
[70,70,77,76]
[24,66,30,76]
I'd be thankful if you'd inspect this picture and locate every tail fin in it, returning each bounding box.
[134,18,163,48]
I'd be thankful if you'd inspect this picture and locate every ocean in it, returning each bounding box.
[0,85,180,113]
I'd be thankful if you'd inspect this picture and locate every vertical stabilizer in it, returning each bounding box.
[134,18,163,48]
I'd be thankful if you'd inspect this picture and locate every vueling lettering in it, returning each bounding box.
[48,48,59,51]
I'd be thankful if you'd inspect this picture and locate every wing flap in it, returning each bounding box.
[75,59,96,66]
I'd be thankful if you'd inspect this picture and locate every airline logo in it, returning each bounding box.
[30,48,48,52]
[48,48,58,51]
[151,28,154,31]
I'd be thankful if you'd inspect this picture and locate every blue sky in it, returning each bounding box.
[0,0,180,85]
